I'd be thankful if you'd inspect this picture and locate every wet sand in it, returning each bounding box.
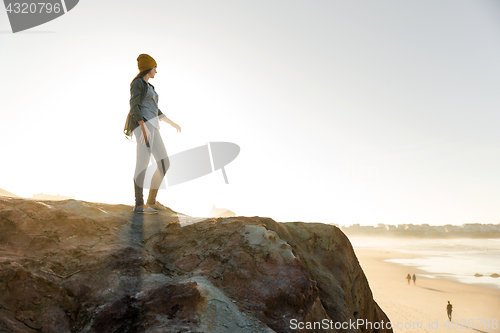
[355,249,500,333]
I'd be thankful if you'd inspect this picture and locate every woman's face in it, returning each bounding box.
[148,67,157,79]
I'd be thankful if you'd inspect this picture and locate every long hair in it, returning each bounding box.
[130,68,153,86]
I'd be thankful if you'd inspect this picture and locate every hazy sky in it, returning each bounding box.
[1,0,500,226]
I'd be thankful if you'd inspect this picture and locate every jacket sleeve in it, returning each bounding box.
[129,79,144,122]
[158,109,166,120]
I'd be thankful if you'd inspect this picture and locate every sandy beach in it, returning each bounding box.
[355,249,500,333]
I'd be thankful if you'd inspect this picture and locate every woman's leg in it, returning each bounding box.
[133,124,153,207]
[146,128,170,205]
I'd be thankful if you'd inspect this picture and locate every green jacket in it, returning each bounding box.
[123,77,166,137]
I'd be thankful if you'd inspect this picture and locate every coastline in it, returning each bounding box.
[354,249,500,333]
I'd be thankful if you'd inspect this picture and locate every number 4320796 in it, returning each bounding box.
[445,319,498,330]
[6,3,62,14]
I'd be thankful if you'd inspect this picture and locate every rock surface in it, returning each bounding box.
[0,197,392,333]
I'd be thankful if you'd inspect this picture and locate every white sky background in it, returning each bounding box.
[1,0,500,226]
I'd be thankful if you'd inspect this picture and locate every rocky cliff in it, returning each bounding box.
[0,197,391,333]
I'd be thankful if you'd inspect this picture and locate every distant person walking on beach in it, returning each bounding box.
[124,54,181,214]
[412,274,416,285]
[447,301,453,320]
[406,274,411,285]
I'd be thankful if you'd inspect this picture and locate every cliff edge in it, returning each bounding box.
[0,197,391,333]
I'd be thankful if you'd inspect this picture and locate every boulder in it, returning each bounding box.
[0,197,392,332]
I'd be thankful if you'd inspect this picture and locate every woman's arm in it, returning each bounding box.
[129,79,144,122]
[130,79,152,143]
[137,120,152,144]
[160,114,181,133]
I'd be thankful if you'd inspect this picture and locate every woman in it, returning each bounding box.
[124,54,181,214]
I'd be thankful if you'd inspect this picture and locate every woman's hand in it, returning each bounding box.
[139,121,151,144]
[172,123,181,133]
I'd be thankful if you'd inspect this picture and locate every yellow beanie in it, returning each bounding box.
[137,54,157,72]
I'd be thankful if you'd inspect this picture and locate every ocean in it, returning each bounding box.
[349,237,500,290]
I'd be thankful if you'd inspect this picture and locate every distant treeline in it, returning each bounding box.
[341,223,500,238]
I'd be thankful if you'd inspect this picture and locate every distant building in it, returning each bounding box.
[0,188,20,197]
[31,192,74,201]
[209,204,235,218]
